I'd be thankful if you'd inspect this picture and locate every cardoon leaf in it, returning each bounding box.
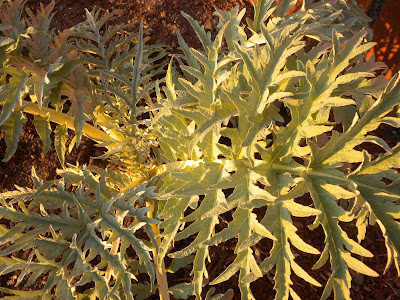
[33,113,52,156]
[1,107,26,162]
[54,123,68,165]
[0,73,28,127]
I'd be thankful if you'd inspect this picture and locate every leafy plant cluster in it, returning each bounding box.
[0,0,399,299]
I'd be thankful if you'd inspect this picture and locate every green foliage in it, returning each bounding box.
[0,167,157,299]
[1,0,400,299]
[154,1,398,299]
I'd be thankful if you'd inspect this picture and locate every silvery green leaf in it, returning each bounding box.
[33,113,52,156]
[1,107,27,162]
[0,73,28,127]
[54,123,68,166]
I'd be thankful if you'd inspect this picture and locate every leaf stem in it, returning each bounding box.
[151,159,400,198]
[122,177,170,299]
[19,100,116,143]
[147,201,170,300]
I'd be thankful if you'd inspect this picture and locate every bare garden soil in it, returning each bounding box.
[1,0,400,299]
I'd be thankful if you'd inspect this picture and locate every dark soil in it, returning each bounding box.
[1,0,400,299]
